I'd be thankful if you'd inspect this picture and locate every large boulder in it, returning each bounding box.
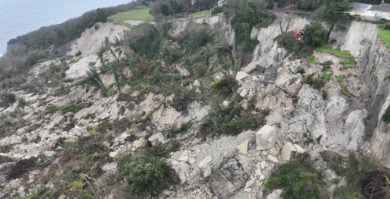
[256,125,278,150]
[209,158,249,198]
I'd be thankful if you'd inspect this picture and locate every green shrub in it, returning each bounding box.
[118,153,175,195]
[179,23,214,54]
[0,92,16,107]
[24,194,41,199]
[145,140,180,157]
[383,105,390,123]
[321,152,379,199]
[303,74,326,89]
[87,68,107,97]
[169,121,193,138]
[334,186,361,199]
[96,121,114,133]
[303,23,326,47]
[264,154,328,199]
[231,2,274,53]
[127,24,161,59]
[199,103,266,137]
[46,102,90,114]
[211,5,224,15]
[60,103,88,114]
[210,76,238,97]
[171,88,196,113]
[46,104,60,114]
[162,44,183,64]
[275,32,304,54]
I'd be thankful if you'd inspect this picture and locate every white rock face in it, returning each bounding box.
[267,155,279,163]
[68,22,128,56]
[281,142,294,162]
[198,156,213,169]
[266,189,283,199]
[344,110,368,151]
[256,125,278,150]
[65,54,99,80]
[236,71,249,81]
[340,21,378,57]
[325,96,348,123]
[148,132,166,146]
[244,16,310,72]
[236,140,249,154]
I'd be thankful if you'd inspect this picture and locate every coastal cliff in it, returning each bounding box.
[0,6,390,199]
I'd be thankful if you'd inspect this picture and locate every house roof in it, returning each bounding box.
[370,3,390,12]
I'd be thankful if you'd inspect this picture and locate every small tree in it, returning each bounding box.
[127,24,161,60]
[118,153,175,195]
[303,23,326,47]
[321,0,352,41]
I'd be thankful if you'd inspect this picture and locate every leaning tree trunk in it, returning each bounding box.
[326,24,335,42]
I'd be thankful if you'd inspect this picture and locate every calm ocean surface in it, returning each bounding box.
[0,0,132,56]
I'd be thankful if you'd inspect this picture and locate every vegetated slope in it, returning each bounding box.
[0,1,390,199]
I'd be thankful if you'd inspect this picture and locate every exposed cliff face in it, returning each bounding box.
[244,16,310,72]
[361,38,390,166]
[1,13,390,198]
[333,20,390,167]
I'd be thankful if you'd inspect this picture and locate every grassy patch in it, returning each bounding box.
[340,83,351,97]
[336,75,345,82]
[340,58,356,66]
[316,45,353,59]
[340,65,355,71]
[45,102,91,114]
[306,55,316,65]
[320,71,333,81]
[108,8,153,21]
[264,154,328,199]
[378,28,390,50]
[193,10,210,18]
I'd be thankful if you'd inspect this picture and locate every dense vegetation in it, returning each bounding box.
[265,154,329,199]
[265,152,386,199]
[0,0,147,91]
[118,152,176,195]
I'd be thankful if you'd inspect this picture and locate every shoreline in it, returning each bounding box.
[0,0,133,56]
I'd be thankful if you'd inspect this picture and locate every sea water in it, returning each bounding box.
[0,0,132,56]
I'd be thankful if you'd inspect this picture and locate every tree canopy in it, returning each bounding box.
[321,0,353,41]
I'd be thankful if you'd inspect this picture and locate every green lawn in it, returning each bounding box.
[316,45,353,59]
[193,10,210,18]
[108,8,154,21]
[378,28,390,50]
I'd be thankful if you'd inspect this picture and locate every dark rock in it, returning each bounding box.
[263,66,278,84]
[6,157,37,180]
[209,159,249,199]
